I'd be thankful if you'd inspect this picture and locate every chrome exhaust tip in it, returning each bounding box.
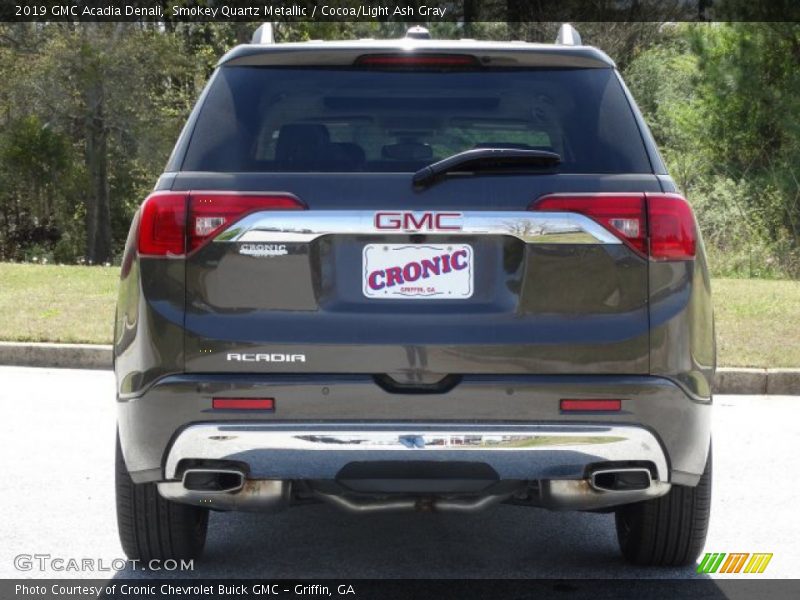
[158,471,290,512]
[590,468,652,492]
[182,468,245,494]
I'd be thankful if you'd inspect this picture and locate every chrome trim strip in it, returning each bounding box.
[163,423,668,482]
[214,211,621,245]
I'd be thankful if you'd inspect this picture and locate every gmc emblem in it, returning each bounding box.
[374,211,463,232]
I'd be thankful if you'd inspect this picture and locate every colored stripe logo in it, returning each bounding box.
[697,553,772,574]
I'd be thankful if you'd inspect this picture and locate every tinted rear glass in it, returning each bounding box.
[181,66,652,174]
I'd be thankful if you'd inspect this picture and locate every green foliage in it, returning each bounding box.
[624,23,800,279]
[0,22,199,263]
[0,22,798,278]
[690,177,799,278]
[0,114,82,261]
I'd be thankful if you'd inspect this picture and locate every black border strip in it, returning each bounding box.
[2,1,800,23]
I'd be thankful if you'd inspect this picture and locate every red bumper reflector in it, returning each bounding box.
[212,398,275,411]
[560,399,622,412]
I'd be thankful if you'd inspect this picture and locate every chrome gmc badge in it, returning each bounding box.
[374,211,463,232]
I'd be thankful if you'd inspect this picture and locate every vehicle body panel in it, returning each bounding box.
[117,373,709,487]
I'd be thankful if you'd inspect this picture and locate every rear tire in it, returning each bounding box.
[615,446,712,566]
[115,431,208,561]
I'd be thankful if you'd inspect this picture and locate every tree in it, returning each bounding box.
[625,23,800,277]
[1,23,193,263]
[692,23,800,250]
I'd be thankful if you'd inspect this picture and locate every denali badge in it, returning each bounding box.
[238,243,288,257]
[227,353,306,363]
[374,211,463,232]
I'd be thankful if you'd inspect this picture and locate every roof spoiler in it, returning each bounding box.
[252,22,582,47]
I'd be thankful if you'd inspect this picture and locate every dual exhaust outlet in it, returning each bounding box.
[158,465,659,513]
[180,466,654,494]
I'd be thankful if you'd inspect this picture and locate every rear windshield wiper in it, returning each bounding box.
[412,148,561,189]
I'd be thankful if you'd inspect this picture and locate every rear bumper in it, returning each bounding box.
[117,373,710,487]
[157,422,674,512]
[162,422,670,481]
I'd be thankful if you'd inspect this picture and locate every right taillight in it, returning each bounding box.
[530,192,697,261]
[646,194,697,260]
[137,191,306,258]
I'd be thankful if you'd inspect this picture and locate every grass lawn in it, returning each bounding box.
[0,263,118,345]
[0,264,798,368]
[712,278,800,369]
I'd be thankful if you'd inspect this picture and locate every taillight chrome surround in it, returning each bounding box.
[136,190,697,261]
[211,210,623,245]
[530,192,698,261]
[137,191,306,257]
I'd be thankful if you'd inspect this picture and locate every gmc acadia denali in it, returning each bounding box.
[114,25,714,567]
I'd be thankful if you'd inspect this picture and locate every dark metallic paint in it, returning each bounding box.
[117,374,709,487]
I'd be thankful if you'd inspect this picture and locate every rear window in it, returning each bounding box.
[181,66,651,174]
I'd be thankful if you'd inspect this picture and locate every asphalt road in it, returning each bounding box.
[1,366,798,581]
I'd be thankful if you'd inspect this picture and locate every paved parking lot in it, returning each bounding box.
[1,366,798,580]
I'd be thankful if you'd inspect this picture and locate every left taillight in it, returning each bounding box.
[137,192,306,257]
[187,193,305,252]
[138,192,187,257]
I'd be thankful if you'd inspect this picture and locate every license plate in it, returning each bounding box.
[362,243,474,299]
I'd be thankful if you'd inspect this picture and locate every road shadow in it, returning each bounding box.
[109,503,714,580]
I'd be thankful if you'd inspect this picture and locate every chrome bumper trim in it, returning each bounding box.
[214,210,622,245]
[163,423,668,482]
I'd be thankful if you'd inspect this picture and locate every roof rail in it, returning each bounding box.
[252,23,274,45]
[555,23,582,46]
[405,26,431,40]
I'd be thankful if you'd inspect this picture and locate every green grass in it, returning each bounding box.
[712,278,800,368]
[0,263,118,344]
[0,264,798,367]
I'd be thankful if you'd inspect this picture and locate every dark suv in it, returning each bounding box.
[114,25,714,567]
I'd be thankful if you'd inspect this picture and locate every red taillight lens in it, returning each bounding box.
[138,192,188,257]
[560,399,622,412]
[137,191,305,257]
[530,193,697,261]
[647,194,697,260]
[212,397,275,411]
[188,193,305,252]
[533,194,647,255]
[355,54,480,68]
